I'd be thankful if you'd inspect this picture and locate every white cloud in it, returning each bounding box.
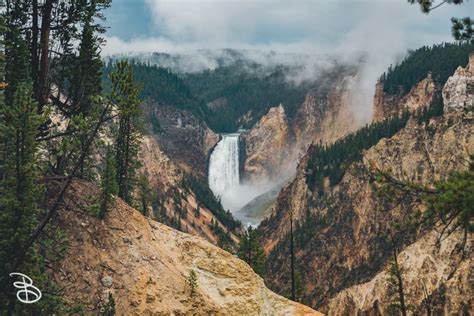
[102,0,473,124]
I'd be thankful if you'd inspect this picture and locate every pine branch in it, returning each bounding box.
[9,98,112,274]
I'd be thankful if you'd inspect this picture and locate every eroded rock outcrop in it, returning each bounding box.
[53,180,320,315]
[261,109,473,312]
[243,72,360,182]
[243,104,293,182]
[293,74,358,147]
[373,73,437,122]
[327,229,472,315]
[443,52,474,110]
[145,102,219,178]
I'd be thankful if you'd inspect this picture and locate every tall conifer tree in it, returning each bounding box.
[110,61,142,204]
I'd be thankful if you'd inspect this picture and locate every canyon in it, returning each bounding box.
[49,49,474,314]
[3,1,473,314]
[257,52,474,313]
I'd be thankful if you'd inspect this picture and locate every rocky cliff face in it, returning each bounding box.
[262,110,473,312]
[139,135,239,246]
[242,72,360,182]
[443,52,474,110]
[373,73,437,122]
[293,74,358,147]
[145,102,219,178]
[327,228,473,315]
[258,60,473,313]
[243,104,293,182]
[52,180,320,315]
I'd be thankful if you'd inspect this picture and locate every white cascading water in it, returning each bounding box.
[208,134,240,198]
[208,132,274,226]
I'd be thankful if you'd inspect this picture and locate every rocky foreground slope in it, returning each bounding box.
[52,180,320,315]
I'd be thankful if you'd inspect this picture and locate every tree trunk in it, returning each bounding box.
[31,0,39,102]
[38,0,54,106]
[290,210,296,301]
[392,239,407,316]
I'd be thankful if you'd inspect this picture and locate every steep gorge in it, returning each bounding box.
[139,135,240,246]
[258,53,474,313]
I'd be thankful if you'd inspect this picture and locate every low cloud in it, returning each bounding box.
[103,0,472,124]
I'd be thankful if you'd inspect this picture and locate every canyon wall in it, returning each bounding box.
[258,57,474,313]
[373,73,437,122]
[242,72,360,183]
[243,104,293,182]
[145,101,219,178]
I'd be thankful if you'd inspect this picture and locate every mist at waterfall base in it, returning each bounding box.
[208,134,277,226]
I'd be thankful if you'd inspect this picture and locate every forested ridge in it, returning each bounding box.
[104,59,339,133]
[103,61,209,120]
[380,42,474,94]
[305,96,444,195]
[184,64,316,131]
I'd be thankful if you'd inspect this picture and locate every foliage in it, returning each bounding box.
[380,42,474,94]
[99,145,118,219]
[187,269,198,297]
[69,4,104,117]
[101,292,116,316]
[182,174,241,231]
[306,111,410,194]
[104,60,323,133]
[423,156,474,238]
[408,0,472,42]
[385,242,413,316]
[451,17,474,42]
[416,95,444,125]
[0,1,122,312]
[306,94,445,195]
[184,65,315,132]
[136,174,152,216]
[109,61,143,204]
[0,80,66,314]
[103,61,207,117]
[238,226,266,276]
[374,154,473,245]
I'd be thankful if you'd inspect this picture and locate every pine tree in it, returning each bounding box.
[187,269,198,297]
[386,238,408,316]
[0,10,48,311]
[289,209,296,301]
[69,2,106,178]
[137,174,152,216]
[71,3,103,116]
[0,81,45,313]
[99,145,118,219]
[110,61,142,204]
[238,226,266,276]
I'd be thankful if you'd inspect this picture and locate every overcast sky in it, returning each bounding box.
[103,0,472,55]
[102,0,472,123]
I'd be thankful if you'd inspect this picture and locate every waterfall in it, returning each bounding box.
[208,134,240,199]
[208,132,274,226]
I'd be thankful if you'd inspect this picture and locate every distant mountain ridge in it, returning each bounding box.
[104,49,355,133]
